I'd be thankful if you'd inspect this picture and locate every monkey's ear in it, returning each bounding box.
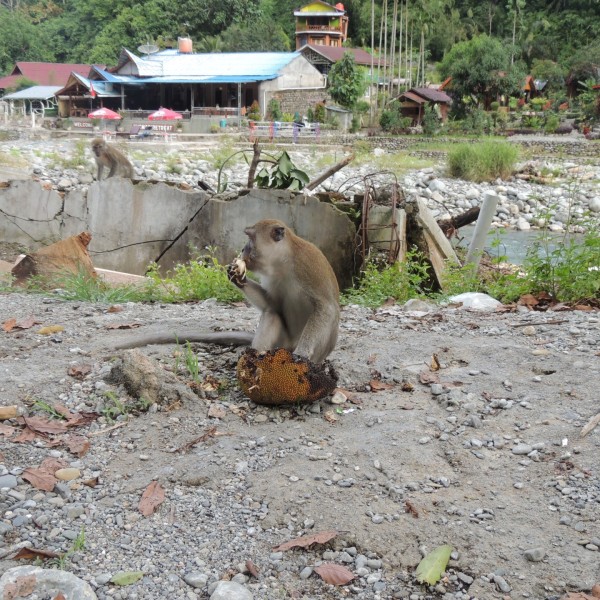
[272,226,285,242]
[244,227,256,239]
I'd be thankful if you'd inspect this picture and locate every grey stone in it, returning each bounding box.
[210,581,253,600]
[0,566,97,599]
[0,474,18,489]
[524,547,546,562]
[184,572,209,588]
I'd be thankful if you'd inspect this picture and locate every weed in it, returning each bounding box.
[49,527,86,570]
[50,269,145,303]
[144,247,243,303]
[341,251,430,307]
[32,399,66,420]
[183,341,200,382]
[447,141,519,182]
[61,139,88,169]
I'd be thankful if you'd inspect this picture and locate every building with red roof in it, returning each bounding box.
[0,62,93,93]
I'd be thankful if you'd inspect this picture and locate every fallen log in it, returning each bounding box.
[437,206,480,239]
[306,154,354,191]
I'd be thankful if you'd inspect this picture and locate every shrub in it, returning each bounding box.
[447,141,519,182]
[266,98,282,121]
[247,100,261,121]
[314,102,326,123]
[306,107,315,122]
[422,105,442,135]
[544,113,560,133]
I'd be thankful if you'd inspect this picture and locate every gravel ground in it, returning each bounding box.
[1,290,599,600]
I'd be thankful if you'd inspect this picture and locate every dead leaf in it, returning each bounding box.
[208,404,226,419]
[405,500,420,518]
[176,427,222,453]
[323,410,338,424]
[369,379,393,391]
[65,435,91,457]
[82,476,100,488]
[107,305,124,313]
[53,594,67,600]
[0,423,16,436]
[245,560,259,578]
[22,468,57,492]
[419,371,440,385]
[13,547,60,561]
[139,480,166,516]
[430,354,441,371]
[67,364,92,379]
[105,322,142,330]
[518,293,539,307]
[229,405,248,421]
[401,381,414,392]
[23,416,67,435]
[2,318,17,332]
[13,427,37,443]
[38,325,64,335]
[273,530,338,552]
[313,563,355,586]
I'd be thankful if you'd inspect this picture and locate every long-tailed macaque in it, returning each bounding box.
[115,219,340,363]
[91,138,134,180]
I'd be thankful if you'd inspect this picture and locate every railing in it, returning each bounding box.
[192,107,239,117]
[296,24,342,33]
[119,109,192,120]
[249,121,322,142]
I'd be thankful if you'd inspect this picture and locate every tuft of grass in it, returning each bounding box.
[50,269,146,303]
[447,141,518,182]
[341,251,431,308]
[144,248,243,303]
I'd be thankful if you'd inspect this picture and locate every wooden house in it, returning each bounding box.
[295,1,349,50]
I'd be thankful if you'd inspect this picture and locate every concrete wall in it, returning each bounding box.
[0,180,357,287]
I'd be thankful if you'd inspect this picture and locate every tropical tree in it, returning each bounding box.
[327,52,367,109]
[438,34,526,115]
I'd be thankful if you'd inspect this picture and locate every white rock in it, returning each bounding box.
[516,218,531,231]
[589,197,600,212]
[428,179,446,192]
[210,581,253,600]
[0,566,97,599]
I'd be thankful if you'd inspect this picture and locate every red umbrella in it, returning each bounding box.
[88,107,121,120]
[148,107,183,120]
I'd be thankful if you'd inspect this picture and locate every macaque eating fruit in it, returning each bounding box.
[115,219,340,364]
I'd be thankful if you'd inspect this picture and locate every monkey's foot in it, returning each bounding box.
[227,258,247,288]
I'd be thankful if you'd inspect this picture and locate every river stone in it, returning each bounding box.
[524,547,546,562]
[589,197,600,212]
[210,581,253,600]
[0,565,97,600]
[55,468,81,481]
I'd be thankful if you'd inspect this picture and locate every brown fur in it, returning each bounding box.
[91,138,134,180]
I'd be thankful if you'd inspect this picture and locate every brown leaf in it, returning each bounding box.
[13,427,37,443]
[273,530,338,552]
[419,371,440,385]
[405,500,419,518]
[313,563,355,586]
[82,476,100,488]
[518,293,539,307]
[139,480,166,516]
[245,560,259,578]
[105,322,142,330]
[2,318,17,332]
[22,468,57,492]
[65,435,91,457]
[0,423,16,436]
[107,305,124,313]
[23,416,67,435]
[13,547,60,561]
[401,381,414,392]
[40,456,69,474]
[592,583,600,598]
[430,354,441,371]
[323,410,338,424]
[67,364,92,379]
[53,594,67,600]
[369,379,393,391]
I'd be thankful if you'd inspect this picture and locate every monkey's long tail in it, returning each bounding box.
[114,331,254,350]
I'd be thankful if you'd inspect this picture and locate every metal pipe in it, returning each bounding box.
[465,191,499,269]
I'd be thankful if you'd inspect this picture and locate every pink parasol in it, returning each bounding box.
[148,107,183,120]
[88,107,121,120]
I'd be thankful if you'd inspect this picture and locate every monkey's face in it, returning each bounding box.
[242,221,286,272]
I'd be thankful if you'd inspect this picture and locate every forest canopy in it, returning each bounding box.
[1,0,599,86]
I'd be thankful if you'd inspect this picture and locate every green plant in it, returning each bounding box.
[247,100,261,121]
[144,248,244,303]
[314,102,326,123]
[33,399,67,420]
[183,341,200,382]
[544,113,560,133]
[50,269,145,303]
[255,150,309,191]
[61,139,88,168]
[266,98,282,121]
[165,155,183,174]
[50,527,86,570]
[447,141,518,182]
[422,105,442,136]
[101,392,128,422]
[341,251,430,308]
[209,123,219,133]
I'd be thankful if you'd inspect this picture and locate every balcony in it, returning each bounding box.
[295,24,343,34]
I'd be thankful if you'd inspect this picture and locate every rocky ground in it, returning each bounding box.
[0,291,599,600]
[0,133,599,600]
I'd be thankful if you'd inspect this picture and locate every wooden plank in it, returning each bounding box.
[415,198,458,263]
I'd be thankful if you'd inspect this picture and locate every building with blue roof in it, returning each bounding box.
[55,43,327,123]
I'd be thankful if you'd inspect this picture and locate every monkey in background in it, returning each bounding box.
[115,219,340,364]
[91,138,134,180]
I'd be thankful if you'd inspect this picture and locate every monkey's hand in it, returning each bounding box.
[227,258,247,288]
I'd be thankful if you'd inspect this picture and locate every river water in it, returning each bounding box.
[458,226,579,265]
